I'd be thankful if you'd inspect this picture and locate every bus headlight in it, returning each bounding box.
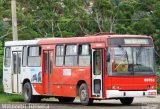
[151,86,154,89]
[147,85,155,89]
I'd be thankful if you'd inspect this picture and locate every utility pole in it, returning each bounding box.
[11,0,18,40]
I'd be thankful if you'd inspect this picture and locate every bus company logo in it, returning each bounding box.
[144,78,155,82]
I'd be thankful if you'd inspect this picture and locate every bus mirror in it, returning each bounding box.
[106,53,110,62]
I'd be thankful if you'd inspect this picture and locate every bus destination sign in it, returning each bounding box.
[124,39,149,44]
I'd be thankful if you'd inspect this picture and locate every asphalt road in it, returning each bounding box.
[0,96,160,109]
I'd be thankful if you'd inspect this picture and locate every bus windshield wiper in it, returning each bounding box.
[135,45,144,71]
[118,45,129,64]
[114,45,130,71]
[136,45,144,61]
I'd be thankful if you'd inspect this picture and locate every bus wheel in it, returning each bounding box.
[79,83,93,106]
[23,82,35,103]
[58,97,75,103]
[120,97,134,105]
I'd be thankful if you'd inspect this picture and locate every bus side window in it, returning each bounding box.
[65,44,77,66]
[4,47,11,67]
[28,46,41,67]
[22,46,27,67]
[56,45,64,66]
[79,44,90,66]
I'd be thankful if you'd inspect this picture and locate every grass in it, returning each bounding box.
[0,84,23,103]
[0,93,23,103]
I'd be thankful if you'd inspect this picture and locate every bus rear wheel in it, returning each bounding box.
[23,82,41,103]
[79,83,93,106]
[58,97,75,103]
[120,97,134,105]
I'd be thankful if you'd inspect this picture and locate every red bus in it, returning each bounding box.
[3,33,157,105]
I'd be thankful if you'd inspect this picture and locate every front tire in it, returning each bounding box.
[79,83,93,106]
[120,97,134,105]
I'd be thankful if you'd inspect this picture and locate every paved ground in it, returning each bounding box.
[0,96,160,109]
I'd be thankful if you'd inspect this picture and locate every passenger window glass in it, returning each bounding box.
[29,47,40,56]
[13,53,17,73]
[22,46,27,66]
[79,44,90,66]
[49,51,53,73]
[28,46,41,67]
[66,45,77,55]
[4,47,11,67]
[44,51,53,73]
[44,52,48,73]
[56,45,64,56]
[56,45,64,66]
[65,45,77,66]
[79,45,90,55]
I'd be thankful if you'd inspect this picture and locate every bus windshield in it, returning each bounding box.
[107,47,155,76]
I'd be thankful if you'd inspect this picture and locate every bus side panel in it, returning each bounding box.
[51,67,91,97]
[32,84,43,95]
[51,67,77,97]
[21,65,43,95]
[28,67,43,95]
[3,47,12,93]
[3,69,12,93]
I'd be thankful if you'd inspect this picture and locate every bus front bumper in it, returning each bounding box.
[106,90,157,98]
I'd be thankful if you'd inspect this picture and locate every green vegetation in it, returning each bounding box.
[0,94,23,103]
[158,85,160,94]
[0,0,160,39]
[157,71,160,84]
[157,65,160,93]
[0,0,160,101]
[0,77,23,103]
[156,65,160,93]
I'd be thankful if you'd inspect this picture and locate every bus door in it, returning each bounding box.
[91,49,103,97]
[12,51,22,93]
[43,50,53,95]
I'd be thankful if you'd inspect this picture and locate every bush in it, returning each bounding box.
[157,85,160,94]
[157,66,160,94]
[157,72,160,85]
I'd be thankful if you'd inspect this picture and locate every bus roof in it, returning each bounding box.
[37,34,152,45]
[5,34,152,46]
[5,40,39,46]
